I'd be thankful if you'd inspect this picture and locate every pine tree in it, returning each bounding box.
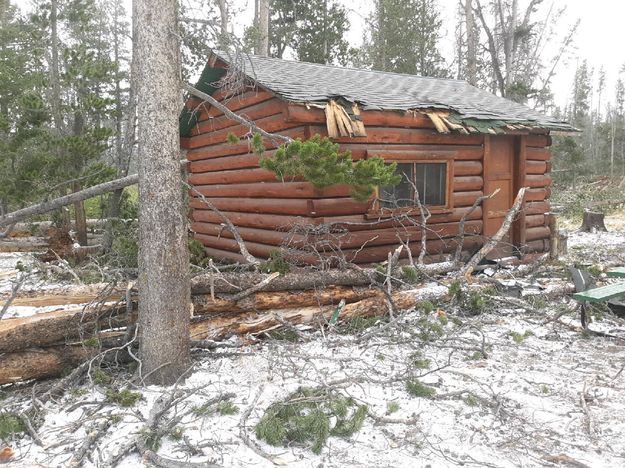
[361,0,448,77]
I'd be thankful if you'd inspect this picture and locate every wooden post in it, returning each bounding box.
[547,212,558,260]
[513,136,527,254]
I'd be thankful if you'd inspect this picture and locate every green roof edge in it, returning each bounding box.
[180,66,227,137]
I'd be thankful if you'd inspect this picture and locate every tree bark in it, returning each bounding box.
[465,0,478,86]
[579,210,608,233]
[257,0,269,56]
[135,0,190,385]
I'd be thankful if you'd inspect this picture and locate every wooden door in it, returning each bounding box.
[483,136,515,257]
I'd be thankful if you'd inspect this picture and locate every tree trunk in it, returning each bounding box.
[579,210,608,233]
[135,0,190,385]
[465,0,478,86]
[257,0,269,56]
[73,181,88,246]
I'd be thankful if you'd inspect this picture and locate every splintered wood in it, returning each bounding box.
[324,100,367,138]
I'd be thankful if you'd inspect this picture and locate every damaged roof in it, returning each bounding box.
[200,51,574,134]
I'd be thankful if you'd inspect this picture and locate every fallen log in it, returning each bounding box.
[0,332,128,385]
[190,263,460,295]
[193,285,380,315]
[0,303,129,353]
[190,284,449,340]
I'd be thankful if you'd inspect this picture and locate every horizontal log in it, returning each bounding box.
[0,346,96,385]
[453,191,484,207]
[454,176,483,191]
[0,303,127,353]
[192,210,311,230]
[342,143,484,161]
[527,135,552,148]
[190,284,449,341]
[199,90,275,120]
[526,160,547,175]
[524,188,550,202]
[187,127,307,161]
[525,174,552,188]
[192,219,482,250]
[525,201,550,215]
[190,197,313,216]
[344,236,483,264]
[193,285,379,315]
[190,99,286,136]
[192,222,295,247]
[191,268,379,295]
[191,205,484,232]
[525,226,551,242]
[285,104,436,129]
[192,182,351,199]
[311,125,484,146]
[454,160,483,176]
[525,214,546,228]
[188,168,279,186]
[324,206,483,229]
[526,238,549,254]
[189,153,263,173]
[366,148,483,161]
[526,147,551,161]
[188,114,301,149]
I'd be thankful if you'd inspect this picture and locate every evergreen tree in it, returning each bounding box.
[361,0,448,77]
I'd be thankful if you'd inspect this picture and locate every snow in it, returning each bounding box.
[2,228,625,467]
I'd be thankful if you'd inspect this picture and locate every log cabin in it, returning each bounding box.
[180,51,574,265]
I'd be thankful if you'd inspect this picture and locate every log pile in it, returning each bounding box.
[0,268,452,385]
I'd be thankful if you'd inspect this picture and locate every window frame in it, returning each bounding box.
[369,154,455,217]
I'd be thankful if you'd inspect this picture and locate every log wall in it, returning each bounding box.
[185,94,553,264]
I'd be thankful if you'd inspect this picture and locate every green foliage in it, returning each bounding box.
[256,387,368,454]
[106,388,142,407]
[82,336,100,348]
[267,329,301,342]
[226,132,239,144]
[90,367,112,386]
[386,402,400,414]
[405,379,436,399]
[416,300,435,315]
[193,399,239,417]
[450,283,493,315]
[508,330,534,344]
[189,238,210,268]
[358,0,448,77]
[336,316,386,334]
[0,413,25,439]
[259,250,291,275]
[259,134,400,202]
[141,428,162,452]
[408,351,431,370]
[464,393,479,407]
[401,266,421,284]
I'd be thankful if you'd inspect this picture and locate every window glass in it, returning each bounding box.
[379,161,447,209]
[380,163,414,208]
[416,163,446,206]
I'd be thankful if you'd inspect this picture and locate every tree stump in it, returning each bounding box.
[579,210,608,233]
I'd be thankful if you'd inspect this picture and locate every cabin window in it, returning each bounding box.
[379,162,449,210]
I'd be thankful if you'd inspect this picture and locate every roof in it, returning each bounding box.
[181,51,575,136]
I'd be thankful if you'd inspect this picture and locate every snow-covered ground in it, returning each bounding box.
[2,225,625,468]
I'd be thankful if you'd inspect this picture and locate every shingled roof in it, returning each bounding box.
[183,51,575,135]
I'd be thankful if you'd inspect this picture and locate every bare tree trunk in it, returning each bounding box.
[72,181,88,246]
[217,0,228,45]
[135,0,190,385]
[465,0,478,86]
[257,0,269,56]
